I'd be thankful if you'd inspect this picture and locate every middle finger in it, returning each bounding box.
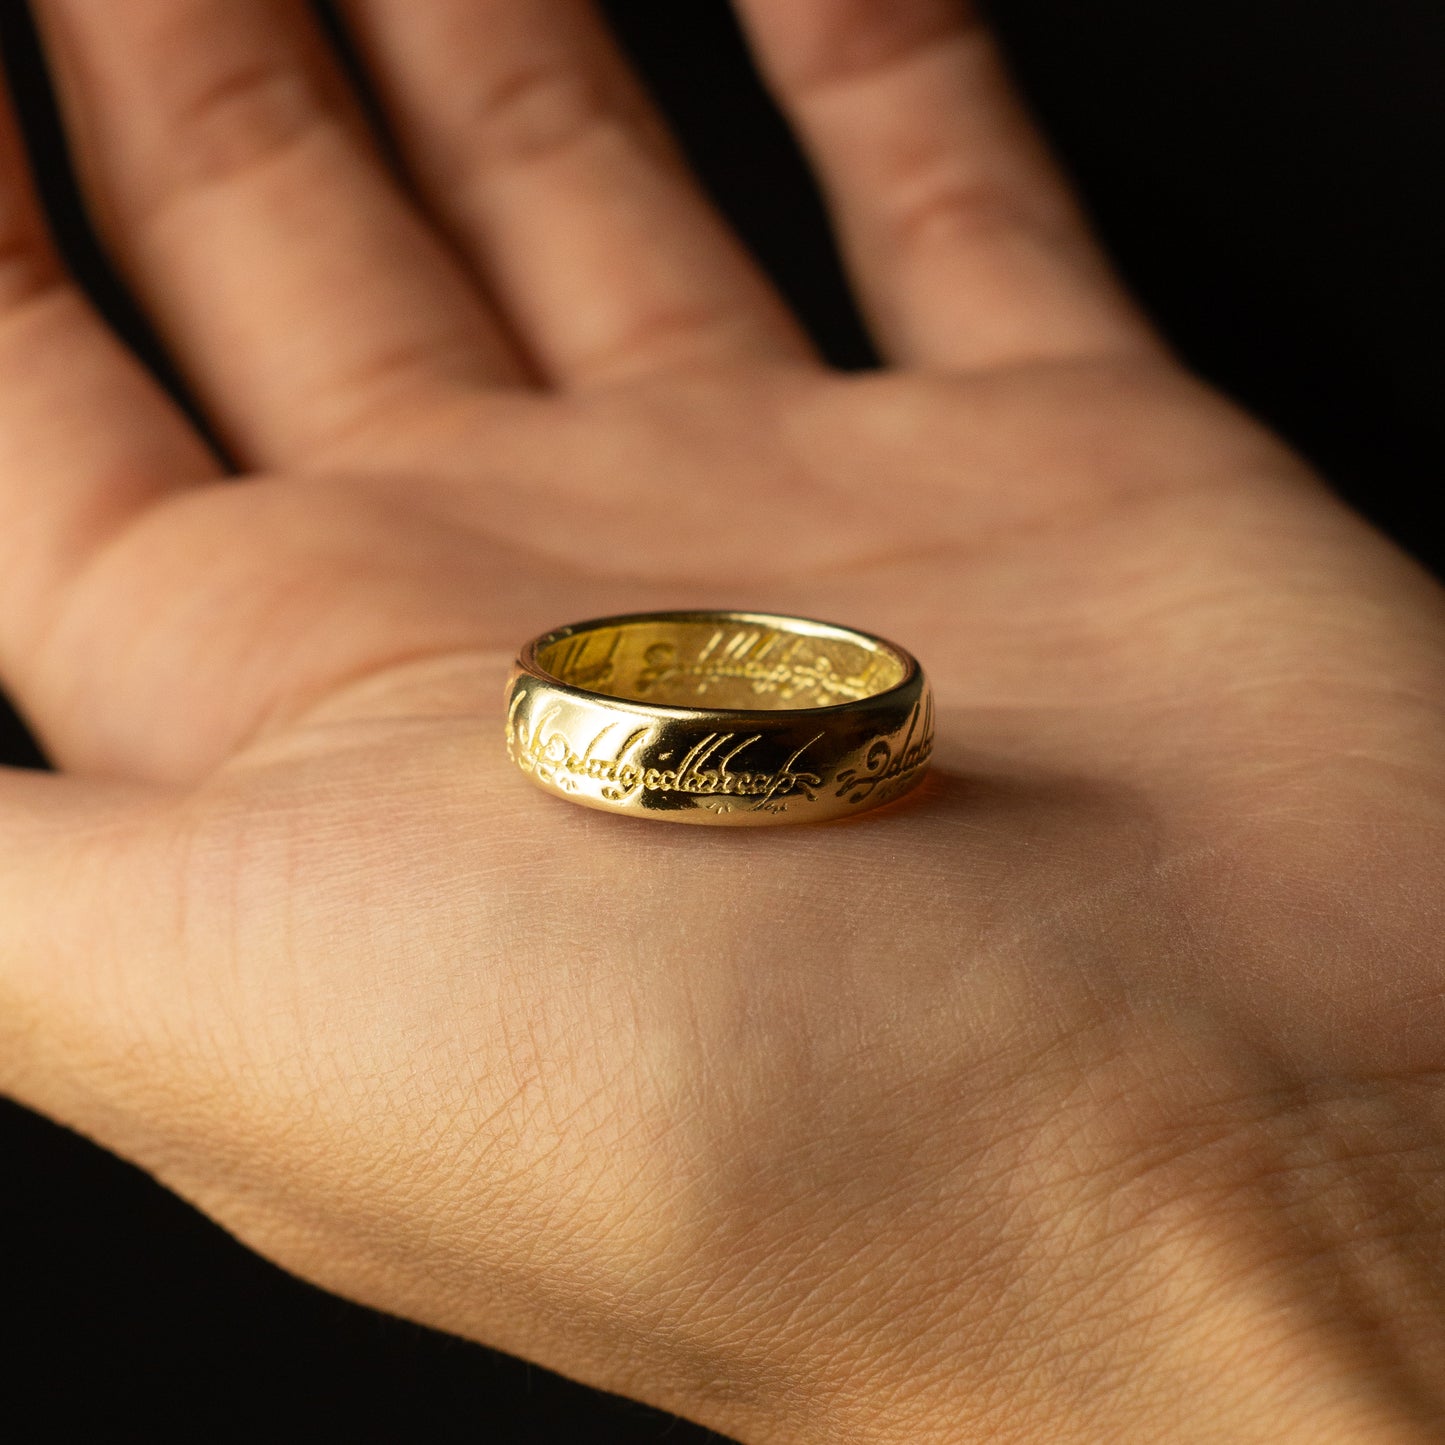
[339,0,816,388]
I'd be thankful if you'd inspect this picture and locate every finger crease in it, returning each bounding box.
[885,176,1065,256]
[570,304,768,384]
[140,61,350,218]
[291,334,494,461]
[461,63,648,173]
[0,227,68,315]
[787,8,981,100]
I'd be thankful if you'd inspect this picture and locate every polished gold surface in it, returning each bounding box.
[505,611,934,825]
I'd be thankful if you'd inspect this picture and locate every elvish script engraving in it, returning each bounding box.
[834,693,935,806]
[549,628,623,691]
[635,627,887,706]
[508,696,826,811]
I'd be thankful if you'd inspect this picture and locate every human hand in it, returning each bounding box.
[3,2,1444,1441]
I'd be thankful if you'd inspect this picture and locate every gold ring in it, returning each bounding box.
[504,610,934,826]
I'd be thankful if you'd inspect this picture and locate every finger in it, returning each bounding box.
[337,0,815,386]
[733,0,1161,369]
[0,75,221,748]
[31,0,526,468]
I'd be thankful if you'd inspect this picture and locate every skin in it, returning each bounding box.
[1,1,1443,1439]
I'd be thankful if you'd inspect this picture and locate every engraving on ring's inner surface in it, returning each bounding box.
[537,619,907,710]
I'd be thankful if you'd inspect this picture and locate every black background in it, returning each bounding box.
[2,1,1443,1440]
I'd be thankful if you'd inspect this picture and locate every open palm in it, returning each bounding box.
[3,3,1444,1441]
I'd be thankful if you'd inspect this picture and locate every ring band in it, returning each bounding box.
[504,610,934,826]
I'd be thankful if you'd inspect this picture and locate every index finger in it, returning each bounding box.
[732,0,1161,369]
